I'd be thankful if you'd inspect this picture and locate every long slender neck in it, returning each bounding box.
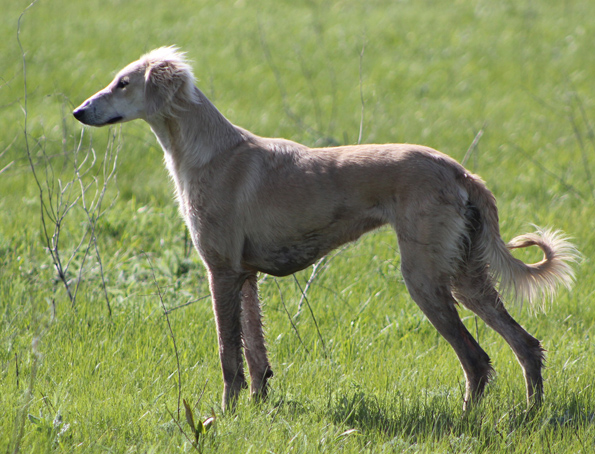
[146,86,244,171]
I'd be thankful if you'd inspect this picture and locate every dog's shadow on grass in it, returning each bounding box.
[326,389,461,440]
[321,389,595,441]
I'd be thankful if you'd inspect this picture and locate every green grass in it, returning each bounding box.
[2,0,595,452]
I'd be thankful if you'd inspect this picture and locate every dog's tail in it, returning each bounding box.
[463,173,578,309]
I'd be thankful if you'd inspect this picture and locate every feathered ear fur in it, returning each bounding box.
[145,61,183,116]
[142,47,198,117]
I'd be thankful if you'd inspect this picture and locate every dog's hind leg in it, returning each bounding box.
[241,275,274,401]
[453,268,545,407]
[208,269,248,412]
[398,241,493,409]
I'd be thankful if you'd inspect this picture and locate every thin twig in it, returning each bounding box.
[292,274,327,357]
[14,353,19,389]
[461,123,485,168]
[296,49,323,134]
[22,51,119,311]
[567,92,595,201]
[527,84,594,202]
[258,21,321,139]
[75,127,120,316]
[294,245,350,319]
[193,379,209,412]
[145,252,182,419]
[94,239,112,317]
[513,145,585,200]
[574,91,595,153]
[19,0,82,306]
[164,294,210,315]
[0,136,17,175]
[274,278,310,355]
[12,5,48,432]
[11,338,41,454]
[358,40,366,145]
[568,105,594,200]
[294,257,326,318]
[165,407,202,452]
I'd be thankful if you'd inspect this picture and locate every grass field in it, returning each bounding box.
[2,0,595,452]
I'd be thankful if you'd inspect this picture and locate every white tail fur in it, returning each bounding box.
[465,173,579,309]
[500,227,578,309]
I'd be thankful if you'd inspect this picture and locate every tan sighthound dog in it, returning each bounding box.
[73,47,578,411]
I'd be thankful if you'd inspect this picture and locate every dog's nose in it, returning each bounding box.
[73,99,92,122]
[73,107,85,121]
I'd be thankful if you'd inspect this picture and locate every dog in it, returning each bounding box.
[73,46,577,411]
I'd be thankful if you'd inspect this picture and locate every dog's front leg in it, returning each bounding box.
[241,275,273,401]
[208,269,248,412]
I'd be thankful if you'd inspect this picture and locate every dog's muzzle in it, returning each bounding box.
[73,101,122,126]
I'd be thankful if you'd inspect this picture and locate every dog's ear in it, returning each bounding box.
[144,61,184,117]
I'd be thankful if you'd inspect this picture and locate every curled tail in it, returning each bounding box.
[463,173,578,309]
[502,227,578,306]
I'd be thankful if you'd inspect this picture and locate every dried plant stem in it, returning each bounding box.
[145,253,183,419]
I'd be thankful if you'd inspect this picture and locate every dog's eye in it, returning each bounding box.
[116,78,129,89]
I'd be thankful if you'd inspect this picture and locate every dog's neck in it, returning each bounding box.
[146,86,244,171]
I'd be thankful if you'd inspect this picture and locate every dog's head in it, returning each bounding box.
[73,46,197,126]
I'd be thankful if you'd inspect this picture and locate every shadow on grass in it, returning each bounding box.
[328,388,461,440]
[326,387,595,442]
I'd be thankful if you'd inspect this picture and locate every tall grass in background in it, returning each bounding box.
[1,0,594,452]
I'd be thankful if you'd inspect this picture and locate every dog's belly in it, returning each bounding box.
[242,235,327,276]
[241,216,385,276]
